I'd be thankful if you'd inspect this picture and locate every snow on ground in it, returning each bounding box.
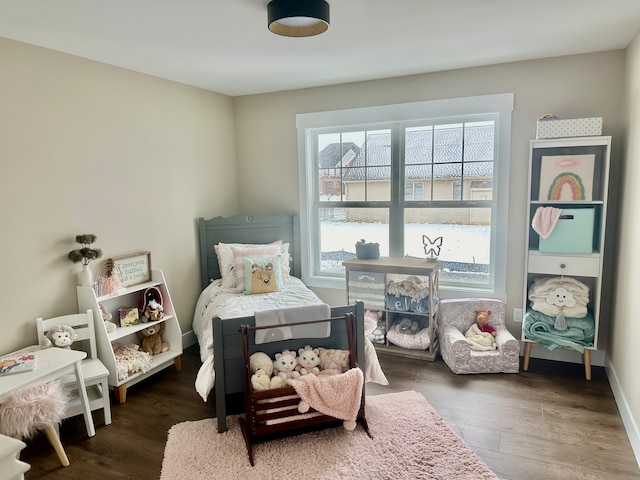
[321,221,490,263]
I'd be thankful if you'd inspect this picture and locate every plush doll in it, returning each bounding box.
[142,299,165,323]
[475,309,496,337]
[43,325,77,349]
[99,303,117,333]
[273,349,300,381]
[250,352,274,377]
[140,287,165,323]
[249,351,282,389]
[137,322,170,355]
[395,317,420,334]
[250,367,272,391]
[296,345,320,375]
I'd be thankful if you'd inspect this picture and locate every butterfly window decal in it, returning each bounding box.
[423,235,443,259]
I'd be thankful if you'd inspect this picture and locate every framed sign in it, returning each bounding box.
[109,251,151,287]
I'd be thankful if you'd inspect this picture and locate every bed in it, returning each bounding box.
[192,213,387,433]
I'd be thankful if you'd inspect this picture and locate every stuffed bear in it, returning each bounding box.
[249,351,282,390]
[43,324,77,349]
[475,309,496,337]
[137,322,170,355]
[251,367,272,391]
[296,345,320,375]
[273,349,300,381]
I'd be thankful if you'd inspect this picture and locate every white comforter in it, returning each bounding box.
[192,277,387,401]
[192,277,324,363]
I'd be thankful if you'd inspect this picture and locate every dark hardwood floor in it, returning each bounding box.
[20,345,640,479]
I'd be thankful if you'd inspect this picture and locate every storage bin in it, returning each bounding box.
[539,208,595,254]
[536,117,602,139]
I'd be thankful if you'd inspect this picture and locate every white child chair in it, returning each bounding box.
[36,310,111,436]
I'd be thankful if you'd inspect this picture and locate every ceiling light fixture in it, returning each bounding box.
[268,0,330,37]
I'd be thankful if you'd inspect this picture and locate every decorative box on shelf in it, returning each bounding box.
[536,116,602,139]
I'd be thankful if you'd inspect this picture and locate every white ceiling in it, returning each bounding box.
[1,0,640,97]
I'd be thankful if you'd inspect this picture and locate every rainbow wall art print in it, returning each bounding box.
[538,154,594,201]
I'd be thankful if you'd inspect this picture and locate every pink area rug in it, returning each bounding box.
[160,390,497,480]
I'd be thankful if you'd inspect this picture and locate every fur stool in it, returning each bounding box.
[0,380,70,466]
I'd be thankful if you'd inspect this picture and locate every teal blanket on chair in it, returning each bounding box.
[522,309,595,353]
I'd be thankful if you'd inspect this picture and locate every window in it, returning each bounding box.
[296,94,513,296]
[405,182,424,201]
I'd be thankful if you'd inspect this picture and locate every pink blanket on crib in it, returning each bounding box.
[286,367,364,430]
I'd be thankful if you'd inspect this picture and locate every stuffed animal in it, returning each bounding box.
[395,317,420,334]
[475,309,496,337]
[296,345,320,375]
[99,303,117,333]
[142,299,164,323]
[250,352,274,377]
[273,349,300,381]
[369,323,386,344]
[43,325,77,349]
[140,287,164,323]
[251,367,272,391]
[137,322,170,355]
[249,351,283,389]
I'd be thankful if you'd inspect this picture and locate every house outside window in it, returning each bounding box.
[296,94,513,297]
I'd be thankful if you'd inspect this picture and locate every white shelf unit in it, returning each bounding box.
[522,136,611,379]
[76,269,182,403]
[343,257,440,361]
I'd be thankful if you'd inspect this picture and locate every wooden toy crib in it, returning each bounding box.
[238,313,371,466]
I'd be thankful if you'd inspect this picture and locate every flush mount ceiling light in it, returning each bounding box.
[268,0,330,37]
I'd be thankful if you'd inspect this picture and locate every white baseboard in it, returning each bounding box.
[605,357,640,470]
[182,330,197,349]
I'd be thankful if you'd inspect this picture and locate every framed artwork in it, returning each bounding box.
[108,251,151,287]
[538,154,595,201]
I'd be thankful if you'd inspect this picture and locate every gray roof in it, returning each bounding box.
[318,142,360,168]
[319,124,494,181]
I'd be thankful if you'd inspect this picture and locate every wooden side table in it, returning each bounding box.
[0,346,95,437]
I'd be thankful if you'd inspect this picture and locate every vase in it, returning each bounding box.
[79,264,93,287]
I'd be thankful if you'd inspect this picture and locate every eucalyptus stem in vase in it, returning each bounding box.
[68,234,102,287]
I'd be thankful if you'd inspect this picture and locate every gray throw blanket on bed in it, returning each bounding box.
[254,303,331,344]
[522,309,595,353]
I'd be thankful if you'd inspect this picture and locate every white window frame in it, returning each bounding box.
[296,93,514,299]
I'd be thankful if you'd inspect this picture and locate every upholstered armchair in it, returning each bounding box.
[437,298,519,374]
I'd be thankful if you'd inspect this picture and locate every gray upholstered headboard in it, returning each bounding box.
[197,213,301,290]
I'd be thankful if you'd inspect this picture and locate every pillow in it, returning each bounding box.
[232,243,282,290]
[214,241,282,288]
[317,348,350,373]
[280,242,292,283]
[243,256,282,295]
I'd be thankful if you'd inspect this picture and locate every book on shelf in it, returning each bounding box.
[0,353,37,376]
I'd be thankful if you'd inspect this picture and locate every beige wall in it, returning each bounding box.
[0,37,238,354]
[610,32,640,450]
[234,51,626,354]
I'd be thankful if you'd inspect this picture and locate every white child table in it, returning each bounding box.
[0,347,95,437]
